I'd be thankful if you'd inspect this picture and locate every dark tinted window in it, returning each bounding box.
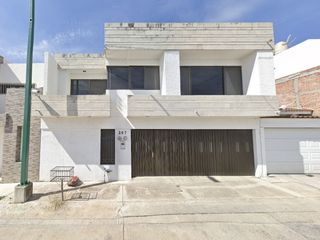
[71,80,107,95]
[130,67,144,89]
[77,80,90,95]
[109,67,129,89]
[101,129,115,165]
[191,67,223,95]
[224,67,243,95]
[180,67,191,95]
[108,66,160,90]
[180,66,242,95]
[144,67,160,89]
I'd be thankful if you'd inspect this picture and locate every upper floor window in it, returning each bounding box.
[108,66,160,90]
[180,66,243,95]
[71,80,107,95]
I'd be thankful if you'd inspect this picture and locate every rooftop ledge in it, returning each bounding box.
[104,22,274,51]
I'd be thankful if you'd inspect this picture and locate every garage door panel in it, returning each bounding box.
[265,128,320,174]
[267,150,307,160]
[265,139,305,151]
[311,153,320,161]
[267,162,307,173]
[132,129,254,176]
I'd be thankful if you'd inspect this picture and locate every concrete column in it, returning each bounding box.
[242,51,276,96]
[253,127,267,177]
[160,51,181,95]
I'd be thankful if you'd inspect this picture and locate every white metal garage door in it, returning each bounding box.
[265,128,320,174]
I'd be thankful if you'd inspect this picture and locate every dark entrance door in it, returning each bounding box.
[131,129,255,177]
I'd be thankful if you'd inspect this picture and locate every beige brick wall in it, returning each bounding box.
[1,89,41,183]
[276,65,320,116]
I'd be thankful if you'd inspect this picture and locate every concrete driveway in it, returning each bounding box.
[0,175,320,240]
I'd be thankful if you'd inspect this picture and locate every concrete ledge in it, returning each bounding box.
[14,182,33,203]
[128,95,279,117]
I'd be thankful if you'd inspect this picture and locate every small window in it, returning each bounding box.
[16,126,22,162]
[100,129,115,165]
[71,80,107,95]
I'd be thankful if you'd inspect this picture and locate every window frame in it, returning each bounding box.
[107,66,160,90]
[70,79,107,95]
[180,66,243,95]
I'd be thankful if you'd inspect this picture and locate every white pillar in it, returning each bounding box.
[242,51,276,96]
[43,52,59,95]
[253,127,267,177]
[160,51,181,95]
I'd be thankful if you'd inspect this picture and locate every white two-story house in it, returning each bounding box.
[1,22,319,183]
[37,22,279,181]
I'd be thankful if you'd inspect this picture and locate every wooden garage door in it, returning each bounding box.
[132,130,254,177]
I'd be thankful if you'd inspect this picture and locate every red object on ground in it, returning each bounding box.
[68,176,79,187]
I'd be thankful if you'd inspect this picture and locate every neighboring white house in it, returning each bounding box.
[274,39,320,79]
[1,23,320,182]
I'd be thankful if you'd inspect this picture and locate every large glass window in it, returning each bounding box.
[71,80,107,95]
[180,66,243,95]
[108,66,160,90]
[101,129,115,165]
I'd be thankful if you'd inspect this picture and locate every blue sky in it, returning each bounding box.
[0,0,319,63]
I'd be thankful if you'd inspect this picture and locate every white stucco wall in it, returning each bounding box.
[274,39,320,79]
[241,51,276,95]
[0,62,44,88]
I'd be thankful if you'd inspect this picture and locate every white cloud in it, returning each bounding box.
[205,0,264,21]
[50,28,93,46]
[0,28,94,63]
